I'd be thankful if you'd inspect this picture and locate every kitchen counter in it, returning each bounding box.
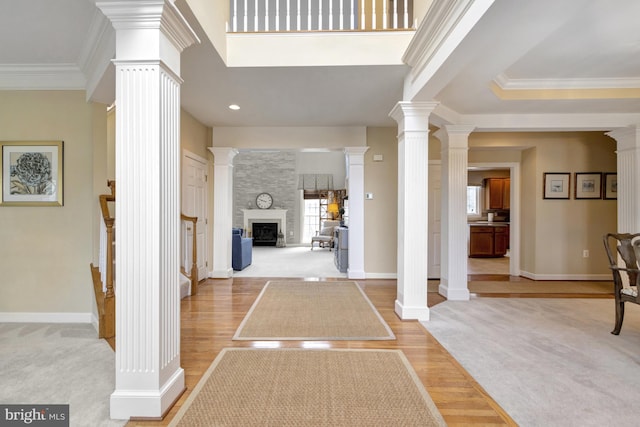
[468,221,509,226]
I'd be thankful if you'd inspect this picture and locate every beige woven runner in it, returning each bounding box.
[233,280,395,340]
[169,348,446,427]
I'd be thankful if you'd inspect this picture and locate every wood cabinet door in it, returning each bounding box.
[503,178,510,209]
[494,227,508,255]
[486,178,504,210]
[469,227,494,256]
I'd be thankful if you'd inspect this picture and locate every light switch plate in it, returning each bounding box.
[366,193,374,199]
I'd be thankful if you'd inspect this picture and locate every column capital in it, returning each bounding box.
[209,147,239,166]
[389,101,439,132]
[606,125,640,151]
[433,124,475,148]
[344,146,370,165]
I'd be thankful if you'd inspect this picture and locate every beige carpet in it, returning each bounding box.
[233,280,395,340]
[169,348,446,427]
[428,280,613,294]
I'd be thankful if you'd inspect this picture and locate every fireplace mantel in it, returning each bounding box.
[242,209,287,243]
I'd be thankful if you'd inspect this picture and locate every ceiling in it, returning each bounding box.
[1,0,639,130]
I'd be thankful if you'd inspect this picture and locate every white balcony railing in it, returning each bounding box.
[229,0,413,32]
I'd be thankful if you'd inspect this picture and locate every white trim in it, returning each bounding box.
[0,312,94,323]
[520,271,611,281]
[365,272,397,279]
[0,64,85,90]
[494,73,640,90]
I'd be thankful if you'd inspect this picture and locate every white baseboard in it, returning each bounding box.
[520,271,611,281]
[0,312,94,323]
[365,272,397,279]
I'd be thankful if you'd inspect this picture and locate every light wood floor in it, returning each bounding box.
[126,278,517,427]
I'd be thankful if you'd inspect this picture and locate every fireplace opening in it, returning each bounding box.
[252,222,278,246]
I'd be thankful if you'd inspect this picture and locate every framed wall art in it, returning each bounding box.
[574,172,602,199]
[0,141,64,206]
[603,173,617,200]
[543,172,570,199]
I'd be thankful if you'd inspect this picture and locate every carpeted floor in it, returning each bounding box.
[232,246,347,278]
[233,281,395,340]
[169,348,446,427]
[422,298,640,427]
[0,323,125,427]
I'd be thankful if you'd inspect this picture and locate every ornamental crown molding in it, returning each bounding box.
[96,0,199,52]
[494,73,640,91]
[0,64,85,90]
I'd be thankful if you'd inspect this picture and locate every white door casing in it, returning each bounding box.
[182,150,208,281]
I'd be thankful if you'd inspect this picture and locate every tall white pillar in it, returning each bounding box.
[209,147,238,278]
[607,125,640,233]
[97,0,199,420]
[345,147,369,279]
[389,101,438,321]
[434,125,474,301]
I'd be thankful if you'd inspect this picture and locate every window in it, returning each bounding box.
[467,186,481,215]
[302,199,321,243]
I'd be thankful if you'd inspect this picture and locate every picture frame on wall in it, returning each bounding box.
[603,173,617,200]
[0,141,64,206]
[574,172,602,199]
[543,172,570,199]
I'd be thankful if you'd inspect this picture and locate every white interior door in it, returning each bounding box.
[182,151,208,281]
[428,163,441,278]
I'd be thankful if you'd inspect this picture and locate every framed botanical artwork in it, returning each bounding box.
[574,172,602,199]
[0,141,64,206]
[543,172,570,199]
[603,173,617,200]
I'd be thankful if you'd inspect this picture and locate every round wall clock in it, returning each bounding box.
[256,192,273,209]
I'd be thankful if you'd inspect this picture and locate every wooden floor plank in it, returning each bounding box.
[125,278,517,426]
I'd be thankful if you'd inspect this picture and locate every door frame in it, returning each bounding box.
[468,161,520,276]
[182,149,209,281]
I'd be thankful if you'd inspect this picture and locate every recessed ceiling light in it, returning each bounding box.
[228,104,240,110]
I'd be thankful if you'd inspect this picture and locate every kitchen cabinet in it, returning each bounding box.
[469,224,509,257]
[484,178,510,210]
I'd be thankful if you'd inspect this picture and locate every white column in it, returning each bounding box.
[607,125,640,233]
[209,147,238,278]
[434,125,474,301]
[345,147,369,279]
[389,101,438,321]
[97,0,199,420]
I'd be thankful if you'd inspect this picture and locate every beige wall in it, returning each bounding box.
[0,91,107,315]
[364,127,398,275]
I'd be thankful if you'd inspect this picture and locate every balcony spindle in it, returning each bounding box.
[265,0,269,31]
[329,0,333,30]
[383,0,387,29]
[350,0,355,29]
[319,0,323,30]
[339,0,344,30]
[393,0,398,29]
[254,0,258,31]
[308,0,312,30]
[276,0,280,31]
[232,0,238,31]
[286,0,291,31]
[404,0,408,28]
[243,0,248,32]
[360,0,365,29]
[297,0,301,30]
[372,0,376,30]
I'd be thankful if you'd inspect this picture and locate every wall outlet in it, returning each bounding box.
[583,250,589,258]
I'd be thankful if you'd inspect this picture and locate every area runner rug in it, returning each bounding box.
[233,280,395,340]
[169,348,446,427]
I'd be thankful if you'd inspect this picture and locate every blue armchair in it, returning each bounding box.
[232,228,252,271]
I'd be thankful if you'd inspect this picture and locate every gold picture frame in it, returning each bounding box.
[1,141,64,206]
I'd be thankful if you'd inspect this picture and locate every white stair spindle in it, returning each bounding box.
[297,0,301,30]
[276,0,280,31]
[339,0,344,30]
[360,0,365,29]
[319,0,322,30]
[265,0,269,31]
[308,0,312,30]
[393,0,398,29]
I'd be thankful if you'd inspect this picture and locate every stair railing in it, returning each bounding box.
[181,214,199,296]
